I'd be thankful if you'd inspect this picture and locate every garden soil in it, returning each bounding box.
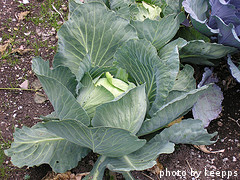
[0,0,239,180]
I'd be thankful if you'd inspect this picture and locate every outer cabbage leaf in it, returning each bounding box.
[163,0,183,16]
[137,85,210,136]
[179,40,237,65]
[131,13,185,50]
[5,123,90,173]
[53,1,137,78]
[107,141,174,171]
[43,120,146,157]
[109,0,138,20]
[32,57,90,126]
[172,64,196,92]
[114,39,175,107]
[193,85,223,127]
[182,0,218,36]
[33,57,77,96]
[40,111,59,122]
[192,67,224,127]
[84,141,174,179]
[150,118,217,145]
[149,38,186,114]
[227,54,240,83]
[175,26,211,42]
[164,64,196,105]
[92,85,147,134]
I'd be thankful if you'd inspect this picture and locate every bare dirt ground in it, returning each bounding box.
[0,0,239,180]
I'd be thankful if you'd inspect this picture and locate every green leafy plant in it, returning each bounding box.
[5,0,219,179]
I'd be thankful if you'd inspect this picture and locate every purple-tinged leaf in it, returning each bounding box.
[229,0,240,9]
[227,54,240,83]
[215,16,240,49]
[197,67,218,88]
[209,0,240,29]
[182,0,218,36]
[192,68,224,128]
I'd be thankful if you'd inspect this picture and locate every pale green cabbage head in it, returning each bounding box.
[95,72,136,98]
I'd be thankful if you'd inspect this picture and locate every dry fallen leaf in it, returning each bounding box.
[75,172,90,180]
[19,80,29,89]
[11,48,34,55]
[147,158,164,175]
[0,43,9,55]
[34,92,47,104]
[18,11,30,21]
[193,145,225,154]
[167,116,183,127]
[31,79,42,90]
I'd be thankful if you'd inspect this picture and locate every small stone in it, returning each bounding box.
[57,21,63,25]
[217,121,223,126]
[223,158,228,162]
[233,156,237,162]
[24,31,31,36]
[50,37,56,41]
[62,6,68,12]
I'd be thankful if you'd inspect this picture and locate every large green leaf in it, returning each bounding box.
[163,0,183,16]
[172,64,196,92]
[77,74,114,118]
[137,85,210,136]
[32,58,90,126]
[109,0,138,20]
[53,1,137,78]
[150,118,217,145]
[33,57,77,96]
[130,12,185,50]
[92,85,147,134]
[83,155,109,180]
[175,26,210,42]
[149,38,186,114]
[83,141,174,178]
[180,40,237,65]
[107,141,174,171]
[115,39,172,106]
[43,120,146,157]
[5,123,90,173]
[163,64,196,105]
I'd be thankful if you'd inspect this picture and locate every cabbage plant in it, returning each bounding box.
[183,0,240,49]
[5,1,218,179]
[182,0,240,82]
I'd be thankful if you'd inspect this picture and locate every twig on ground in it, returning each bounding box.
[52,4,64,22]
[0,87,37,92]
[228,117,240,127]
[141,172,155,180]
